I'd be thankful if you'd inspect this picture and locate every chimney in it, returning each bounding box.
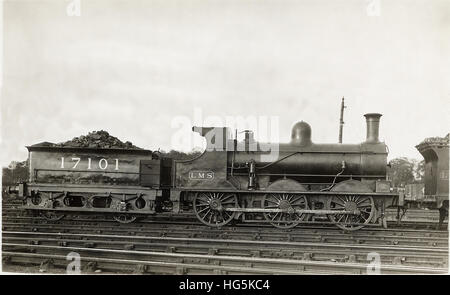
[364,113,382,143]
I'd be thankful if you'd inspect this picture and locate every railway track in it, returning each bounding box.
[2,205,449,249]
[2,231,447,274]
[4,202,446,223]
[2,200,449,274]
[2,222,448,274]
[3,207,447,230]
[2,229,448,265]
[2,217,448,247]
[2,203,443,222]
[3,246,446,274]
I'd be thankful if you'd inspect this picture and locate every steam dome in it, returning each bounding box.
[291,121,312,146]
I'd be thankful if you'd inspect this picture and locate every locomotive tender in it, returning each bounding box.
[11,113,399,230]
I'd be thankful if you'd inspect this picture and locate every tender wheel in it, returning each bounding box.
[113,214,137,224]
[262,193,308,229]
[193,192,238,227]
[326,195,375,231]
[40,211,65,221]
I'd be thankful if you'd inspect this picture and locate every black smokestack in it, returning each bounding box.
[364,113,382,143]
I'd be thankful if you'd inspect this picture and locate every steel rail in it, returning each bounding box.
[3,230,447,254]
[4,235,446,267]
[2,220,447,240]
[2,244,447,274]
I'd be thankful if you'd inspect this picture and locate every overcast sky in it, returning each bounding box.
[1,0,449,166]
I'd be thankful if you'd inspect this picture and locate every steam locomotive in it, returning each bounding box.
[10,113,399,230]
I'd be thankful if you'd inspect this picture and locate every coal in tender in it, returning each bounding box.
[54,130,143,150]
